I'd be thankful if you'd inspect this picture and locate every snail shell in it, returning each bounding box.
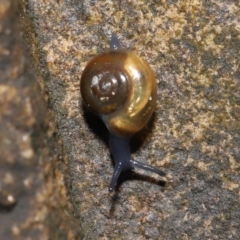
[80,50,157,137]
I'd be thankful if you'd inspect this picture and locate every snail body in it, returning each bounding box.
[80,33,165,191]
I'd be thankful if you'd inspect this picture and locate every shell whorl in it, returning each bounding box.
[80,50,157,137]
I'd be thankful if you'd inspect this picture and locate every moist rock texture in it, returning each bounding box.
[0,1,79,239]
[21,0,240,239]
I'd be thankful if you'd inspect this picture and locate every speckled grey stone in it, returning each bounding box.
[0,1,79,239]
[23,0,240,239]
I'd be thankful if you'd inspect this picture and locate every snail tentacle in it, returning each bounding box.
[130,159,166,177]
[108,133,132,191]
[109,164,123,192]
[108,133,165,191]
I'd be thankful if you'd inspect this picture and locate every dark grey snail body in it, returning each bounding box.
[80,33,165,191]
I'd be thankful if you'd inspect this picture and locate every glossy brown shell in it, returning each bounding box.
[80,50,157,137]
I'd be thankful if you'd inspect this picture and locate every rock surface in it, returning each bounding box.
[18,0,240,239]
[0,1,79,239]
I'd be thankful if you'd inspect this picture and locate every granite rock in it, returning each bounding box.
[21,0,240,239]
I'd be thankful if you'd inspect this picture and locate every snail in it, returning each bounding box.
[80,33,165,191]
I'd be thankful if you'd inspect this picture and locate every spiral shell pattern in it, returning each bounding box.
[80,50,157,137]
